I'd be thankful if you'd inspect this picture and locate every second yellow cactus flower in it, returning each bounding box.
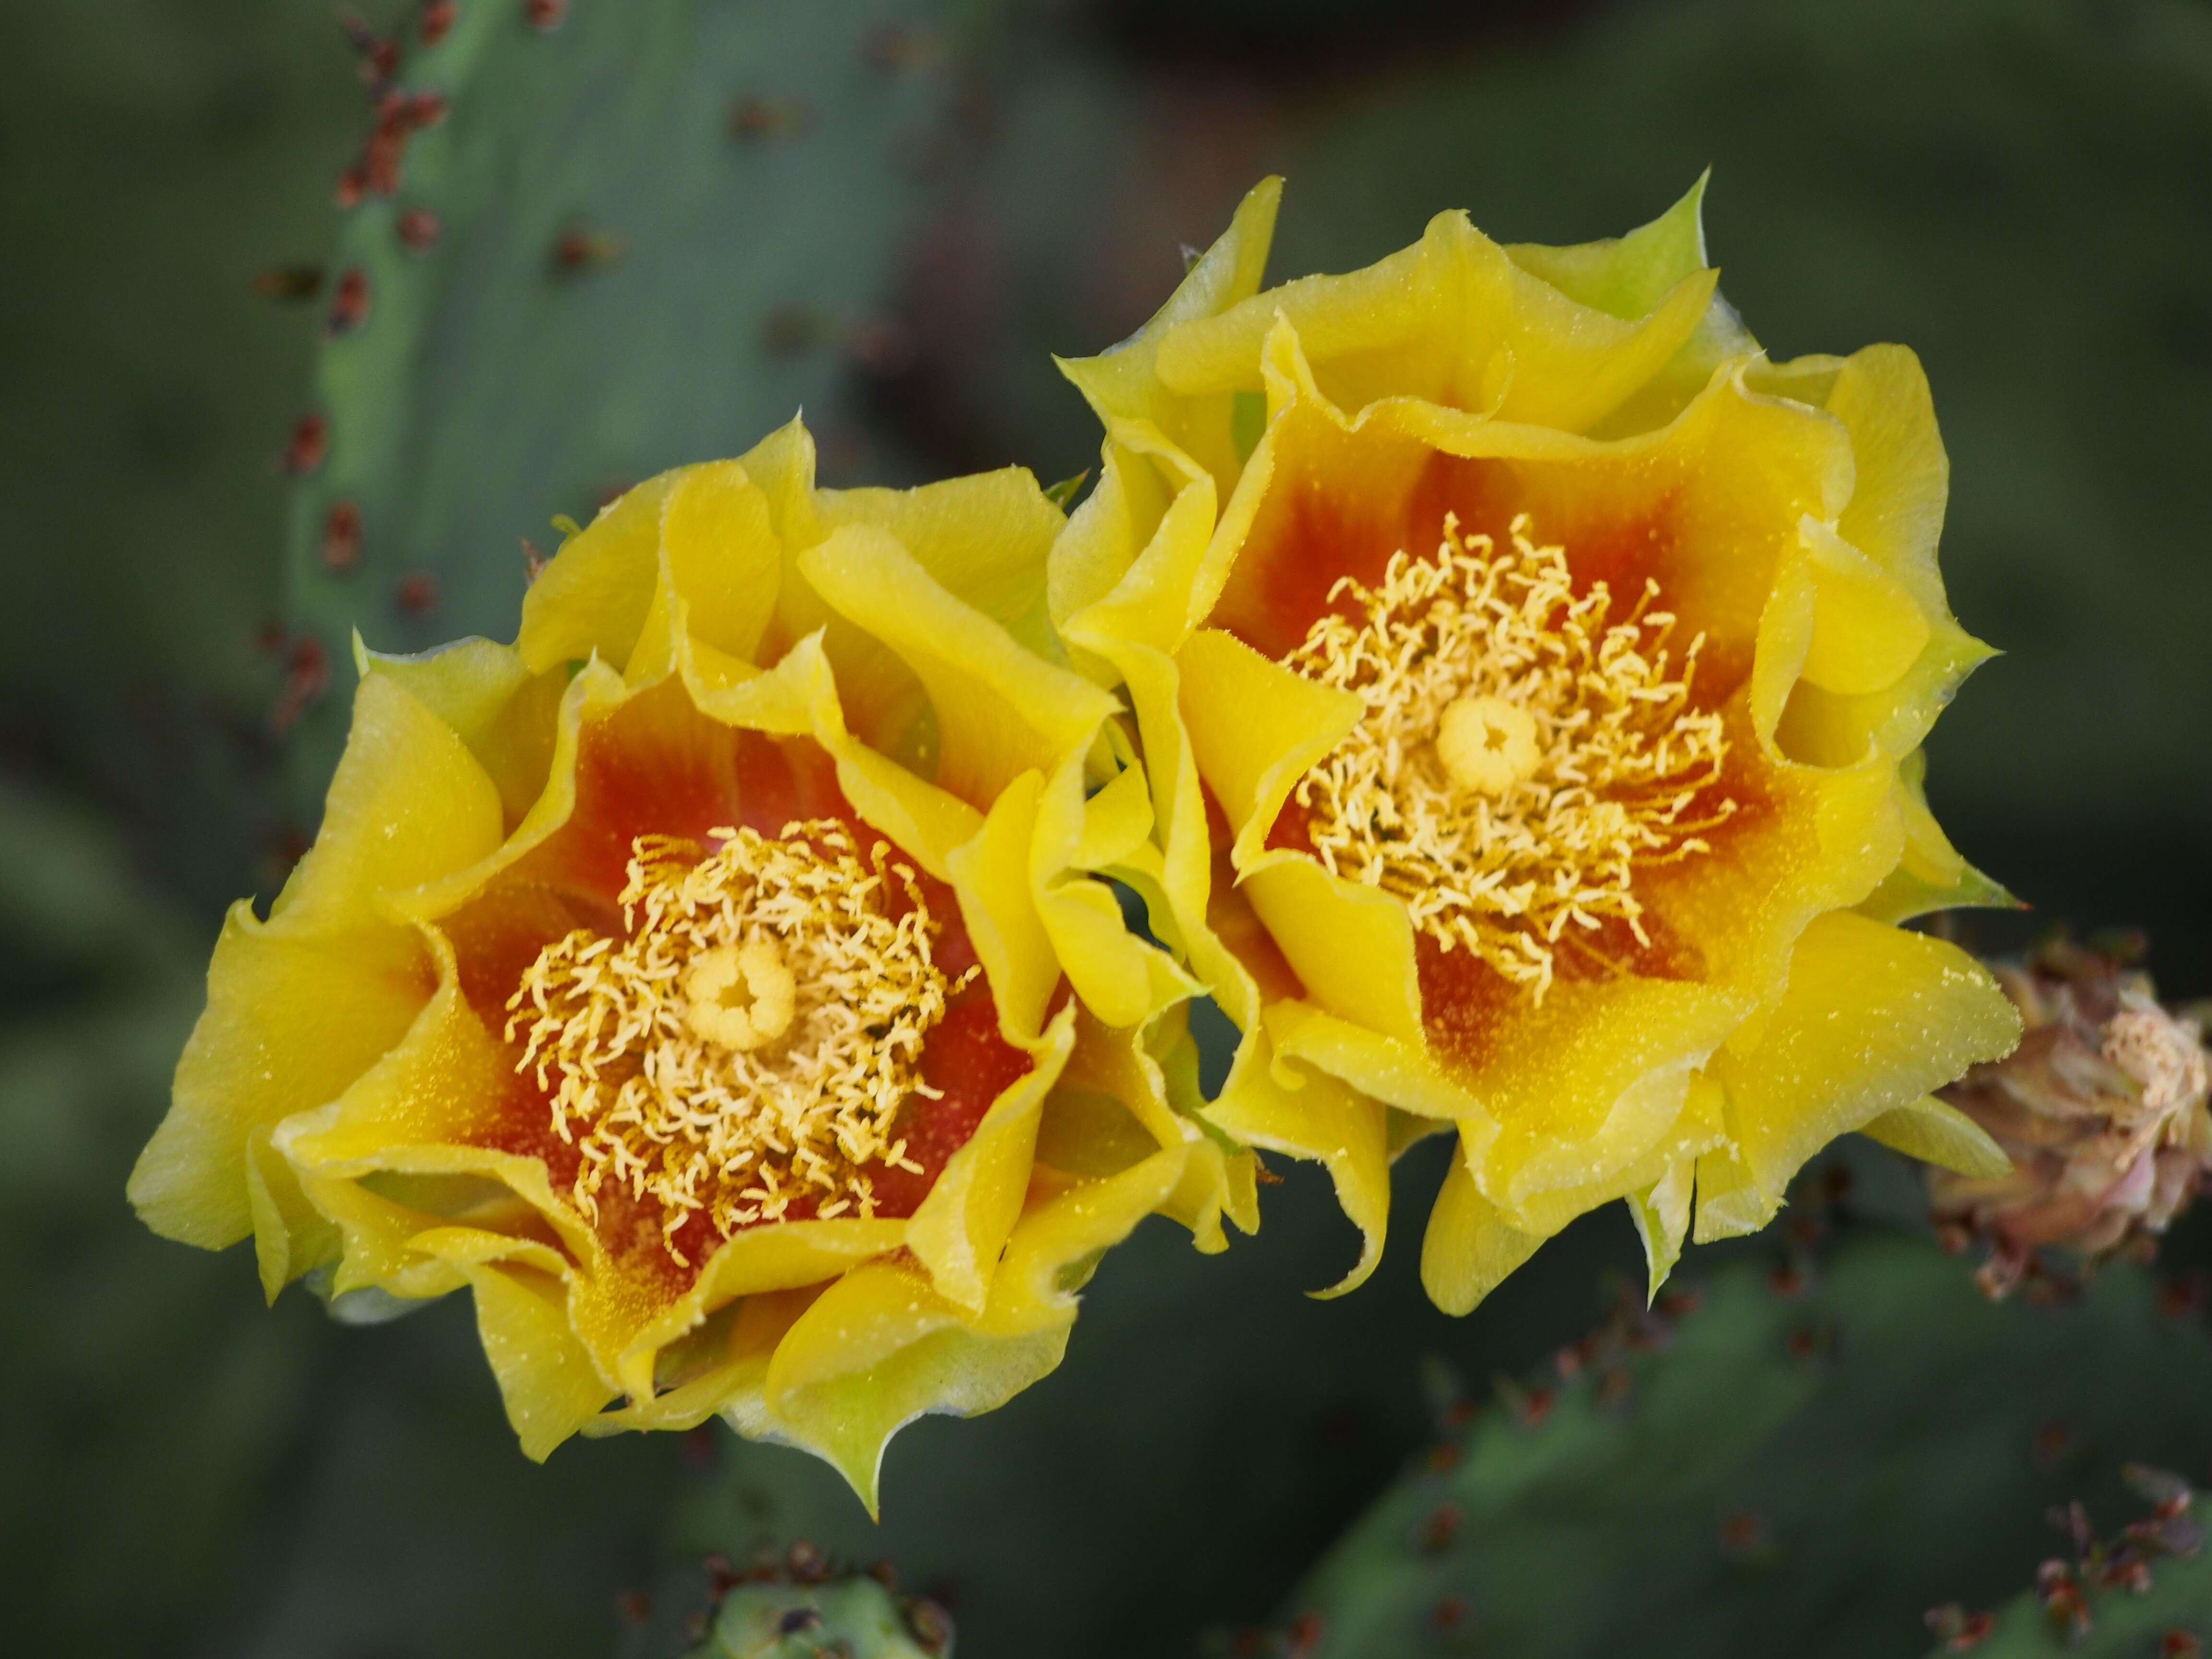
[130,419,1248,1510]
[1050,176,2024,1310]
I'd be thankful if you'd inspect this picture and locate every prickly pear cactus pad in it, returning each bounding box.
[284,0,956,807]
[1047,171,2022,1315]
[1274,1221,2212,1659]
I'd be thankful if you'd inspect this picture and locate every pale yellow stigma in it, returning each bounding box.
[1436,695,1540,796]
[505,820,970,1263]
[1284,512,1735,999]
[683,940,797,1051]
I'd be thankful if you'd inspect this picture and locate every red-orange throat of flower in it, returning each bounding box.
[1277,512,1738,999]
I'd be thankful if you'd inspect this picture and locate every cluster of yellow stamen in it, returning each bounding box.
[1284,513,1733,998]
[505,820,967,1263]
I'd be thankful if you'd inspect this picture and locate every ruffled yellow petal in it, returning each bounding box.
[1206,1037,1389,1296]
[751,1259,1070,1517]
[1420,1152,1545,1317]
[131,910,430,1253]
[798,526,1115,808]
[453,1257,617,1461]
[816,468,1065,662]
[906,1005,1075,1313]
[516,469,679,673]
[1858,749,2016,924]
[1625,1156,1697,1301]
[1860,1094,2013,1180]
[980,1139,1191,1336]
[276,671,508,932]
[1702,910,2022,1225]
[1242,860,1423,1049]
[1177,627,1360,868]
[360,637,565,827]
[1154,205,1717,438]
[1057,176,1282,493]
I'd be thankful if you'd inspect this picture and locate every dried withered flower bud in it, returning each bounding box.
[1933,935,2212,1291]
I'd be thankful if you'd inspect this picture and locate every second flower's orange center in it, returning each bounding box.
[504,819,971,1262]
[1283,512,1734,998]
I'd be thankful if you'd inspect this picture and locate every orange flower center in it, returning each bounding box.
[1283,512,1734,999]
[504,819,971,1262]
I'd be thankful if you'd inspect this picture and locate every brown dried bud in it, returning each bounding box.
[1933,937,2212,1286]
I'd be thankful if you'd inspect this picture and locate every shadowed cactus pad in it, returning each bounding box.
[1275,1222,2212,1659]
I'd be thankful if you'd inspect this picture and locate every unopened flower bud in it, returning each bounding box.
[1933,935,2212,1292]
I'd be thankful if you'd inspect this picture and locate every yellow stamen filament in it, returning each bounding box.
[1284,512,1735,1000]
[505,819,971,1263]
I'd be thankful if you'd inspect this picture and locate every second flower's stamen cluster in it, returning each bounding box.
[1284,512,1735,999]
[506,820,971,1263]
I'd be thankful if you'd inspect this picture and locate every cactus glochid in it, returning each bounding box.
[1922,1465,2209,1657]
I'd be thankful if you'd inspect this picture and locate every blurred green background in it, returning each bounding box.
[4,1,2210,1654]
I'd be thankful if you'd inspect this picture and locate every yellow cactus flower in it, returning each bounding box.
[1050,176,2023,1312]
[129,418,1247,1510]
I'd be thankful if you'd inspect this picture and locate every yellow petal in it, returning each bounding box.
[906,1004,1075,1313]
[817,468,1063,661]
[1710,910,2023,1205]
[130,907,430,1250]
[1626,1157,1696,1301]
[661,459,782,664]
[1030,749,1197,1029]
[273,672,507,933]
[244,1123,340,1299]
[517,469,680,673]
[1504,173,1714,321]
[759,1256,1070,1516]
[1241,859,1423,1049]
[453,1259,617,1461]
[1421,1148,1545,1317]
[1825,344,1952,616]
[981,1141,1193,1335]
[1176,627,1360,868]
[1859,1094,2013,1180]
[1058,175,1282,490]
[1857,749,2016,924]
[799,525,1117,810]
[362,637,565,827]
[1691,1139,1776,1243]
[944,769,1058,1044]
[1204,1038,1389,1297]
[1798,518,1933,697]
